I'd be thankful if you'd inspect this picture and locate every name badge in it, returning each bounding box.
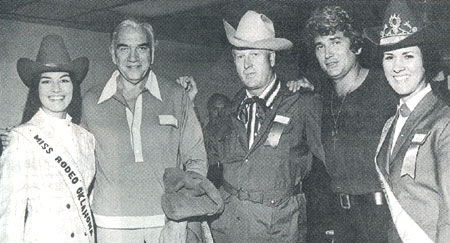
[159,115,178,128]
[401,131,430,179]
[264,115,290,148]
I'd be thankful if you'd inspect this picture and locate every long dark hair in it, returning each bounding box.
[21,72,82,124]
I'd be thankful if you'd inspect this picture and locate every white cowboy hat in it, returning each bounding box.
[224,10,293,51]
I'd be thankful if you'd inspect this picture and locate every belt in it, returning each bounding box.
[222,180,294,207]
[338,191,386,209]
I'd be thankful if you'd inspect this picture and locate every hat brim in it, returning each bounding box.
[224,20,293,51]
[17,57,89,87]
[364,24,441,52]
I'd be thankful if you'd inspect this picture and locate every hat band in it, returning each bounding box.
[44,63,60,68]
[380,35,409,45]
[232,46,272,51]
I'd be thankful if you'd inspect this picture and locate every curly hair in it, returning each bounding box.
[304,5,363,53]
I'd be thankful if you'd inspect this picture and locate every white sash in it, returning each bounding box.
[26,126,95,243]
[375,163,433,242]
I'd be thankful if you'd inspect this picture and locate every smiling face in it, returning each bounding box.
[383,46,426,100]
[112,25,152,85]
[232,49,275,96]
[314,31,359,82]
[39,72,73,119]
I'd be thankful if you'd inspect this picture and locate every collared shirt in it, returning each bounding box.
[81,69,207,229]
[392,84,432,152]
[97,70,162,162]
[242,74,280,147]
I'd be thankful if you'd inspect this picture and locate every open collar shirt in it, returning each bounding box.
[81,69,207,229]
[97,70,161,163]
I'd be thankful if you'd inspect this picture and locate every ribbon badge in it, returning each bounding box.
[264,115,290,148]
[401,131,430,179]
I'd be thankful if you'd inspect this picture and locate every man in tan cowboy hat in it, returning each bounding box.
[365,0,450,242]
[209,10,325,242]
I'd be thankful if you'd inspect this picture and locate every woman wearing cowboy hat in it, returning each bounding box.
[365,0,450,242]
[0,34,96,243]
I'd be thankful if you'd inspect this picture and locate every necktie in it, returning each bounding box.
[399,103,411,118]
[387,103,411,173]
[390,103,411,152]
[237,97,267,124]
[237,97,268,148]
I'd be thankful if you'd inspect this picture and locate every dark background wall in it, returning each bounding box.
[1,0,449,127]
[0,19,300,128]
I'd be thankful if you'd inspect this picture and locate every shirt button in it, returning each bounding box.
[245,159,248,163]
[66,204,70,209]
[71,233,75,238]
[270,200,276,205]
[84,232,87,236]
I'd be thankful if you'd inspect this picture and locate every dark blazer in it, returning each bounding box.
[211,82,325,243]
[375,90,450,243]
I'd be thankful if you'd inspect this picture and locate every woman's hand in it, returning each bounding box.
[0,126,14,150]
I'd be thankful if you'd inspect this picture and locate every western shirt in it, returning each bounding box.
[0,109,96,242]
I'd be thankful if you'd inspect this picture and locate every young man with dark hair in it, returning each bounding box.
[292,5,398,242]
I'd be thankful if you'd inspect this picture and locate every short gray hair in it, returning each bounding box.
[110,18,156,63]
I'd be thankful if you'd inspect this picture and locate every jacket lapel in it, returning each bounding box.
[390,92,436,161]
[376,116,396,177]
[249,89,285,151]
[232,89,250,152]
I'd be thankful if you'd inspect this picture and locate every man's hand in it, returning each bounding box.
[176,76,198,102]
[286,77,314,92]
[0,126,14,150]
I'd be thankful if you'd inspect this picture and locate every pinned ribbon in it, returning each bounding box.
[264,115,290,148]
[401,131,430,179]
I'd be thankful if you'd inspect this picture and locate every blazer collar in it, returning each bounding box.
[232,75,286,152]
[391,91,438,160]
[399,84,431,113]
[249,87,286,151]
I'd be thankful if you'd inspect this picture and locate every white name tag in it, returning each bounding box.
[159,115,178,128]
[274,115,290,125]
[411,132,429,144]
